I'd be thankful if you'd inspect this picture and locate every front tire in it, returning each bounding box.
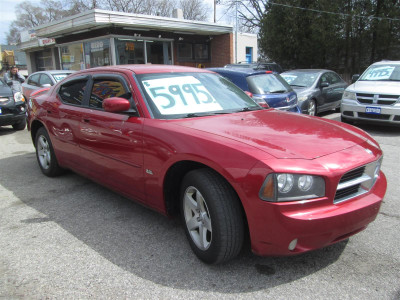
[307,99,316,116]
[12,118,26,131]
[180,169,244,264]
[35,127,64,177]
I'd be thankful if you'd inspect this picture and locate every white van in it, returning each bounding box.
[341,60,400,125]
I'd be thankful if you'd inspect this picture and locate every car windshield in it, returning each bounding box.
[246,74,292,94]
[136,72,261,119]
[52,73,71,82]
[359,64,400,81]
[281,72,319,88]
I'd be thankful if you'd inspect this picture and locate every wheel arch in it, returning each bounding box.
[30,120,45,146]
[163,161,247,222]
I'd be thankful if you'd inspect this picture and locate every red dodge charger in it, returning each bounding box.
[27,65,387,264]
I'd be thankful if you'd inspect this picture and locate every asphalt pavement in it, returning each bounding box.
[1,112,399,299]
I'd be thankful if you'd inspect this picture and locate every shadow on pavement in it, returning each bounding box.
[0,153,347,293]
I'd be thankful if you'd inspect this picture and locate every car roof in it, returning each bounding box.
[372,60,400,66]
[29,70,76,76]
[282,69,331,74]
[208,67,270,76]
[71,64,214,76]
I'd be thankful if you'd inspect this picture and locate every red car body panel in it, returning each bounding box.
[27,65,387,257]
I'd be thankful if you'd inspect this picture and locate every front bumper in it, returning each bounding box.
[0,104,26,126]
[341,99,400,124]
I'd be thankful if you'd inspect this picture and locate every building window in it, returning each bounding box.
[60,43,84,70]
[35,49,53,71]
[84,39,111,68]
[115,39,145,64]
[194,44,208,60]
[177,43,193,60]
[177,43,209,62]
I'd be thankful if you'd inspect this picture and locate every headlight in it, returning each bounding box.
[342,90,356,101]
[14,92,25,103]
[259,173,325,202]
[298,95,308,102]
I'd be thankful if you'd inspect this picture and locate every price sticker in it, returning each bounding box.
[364,66,395,80]
[142,76,222,115]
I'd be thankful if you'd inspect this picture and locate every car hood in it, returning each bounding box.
[173,110,369,159]
[348,80,400,94]
[0,85,13,97]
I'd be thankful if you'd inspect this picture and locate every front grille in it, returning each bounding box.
[356,93,399,106]
[358,113,390,120]
[334,158,382,204]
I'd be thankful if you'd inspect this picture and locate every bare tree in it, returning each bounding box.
[179,0,211,21]
[224,0,267,31]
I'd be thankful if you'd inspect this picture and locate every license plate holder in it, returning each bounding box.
[365,107,381,114]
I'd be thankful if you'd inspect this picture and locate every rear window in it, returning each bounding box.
[246,74,292,94]
[52,73,71,82]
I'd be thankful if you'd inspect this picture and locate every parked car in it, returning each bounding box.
[224,61,284,73]
[208,67,299,112]
[22,70,75,100]
[27,65,386,264]
[0,78,26,130]
[281,69,348,115]
[341,60,400,125]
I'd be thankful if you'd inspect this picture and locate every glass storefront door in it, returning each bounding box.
[146,41,172,65]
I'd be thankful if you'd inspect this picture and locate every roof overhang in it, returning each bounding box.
[33,9,233,39]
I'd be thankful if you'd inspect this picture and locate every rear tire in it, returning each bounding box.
[35,127,64,177]
[180,169,244,264]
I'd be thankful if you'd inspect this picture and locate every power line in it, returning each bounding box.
[268,1,400,22]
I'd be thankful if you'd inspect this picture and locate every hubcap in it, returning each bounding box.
[308,101,316,116]
[37,135,51,170]
[183,186,212,250]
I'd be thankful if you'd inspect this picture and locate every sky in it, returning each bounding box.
[0,0,232,45]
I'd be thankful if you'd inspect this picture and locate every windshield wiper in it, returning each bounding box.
[290,84,307,87]
[184,113,201,118]
[235,107,261,112]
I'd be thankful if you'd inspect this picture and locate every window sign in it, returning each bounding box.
[364,66,395,80]
[142,76,222,115]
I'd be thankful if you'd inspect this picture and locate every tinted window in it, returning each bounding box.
[59,80,87,105]
[328,72,343,84]
[39,74,53,86]
[247,74,292,94]
[281,72,319,87]
[89,79,129,109]
[28,74,40,86]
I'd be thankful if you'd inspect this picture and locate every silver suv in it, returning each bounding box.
[341,60,400,125]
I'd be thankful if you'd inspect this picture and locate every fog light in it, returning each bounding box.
[288,238,298,251]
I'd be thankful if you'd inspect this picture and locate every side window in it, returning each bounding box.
[320,74,329,85]
[89,79,129,109]
[39,74,53,86]
[28,74,40,86]
[328,72,342,84]
[59,80,87,105]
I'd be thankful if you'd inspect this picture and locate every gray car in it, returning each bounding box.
[281,69,347,115]
[22,70,75,100]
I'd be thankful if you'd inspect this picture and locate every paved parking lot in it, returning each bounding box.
[1,112,399,299]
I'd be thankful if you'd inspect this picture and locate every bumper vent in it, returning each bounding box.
[334,158,382,204]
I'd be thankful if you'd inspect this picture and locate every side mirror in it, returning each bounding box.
[320,82,330,88]
[351,74,360,83]
[102,97,131,113]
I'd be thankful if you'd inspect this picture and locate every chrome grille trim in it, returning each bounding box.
[334,158,382,204]
[356,93,400,106]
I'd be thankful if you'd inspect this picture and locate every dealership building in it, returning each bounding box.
[18,9,258,74]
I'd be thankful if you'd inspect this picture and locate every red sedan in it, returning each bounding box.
[27,65,387,264]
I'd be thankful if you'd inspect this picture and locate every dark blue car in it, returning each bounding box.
[208,68,300,112]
